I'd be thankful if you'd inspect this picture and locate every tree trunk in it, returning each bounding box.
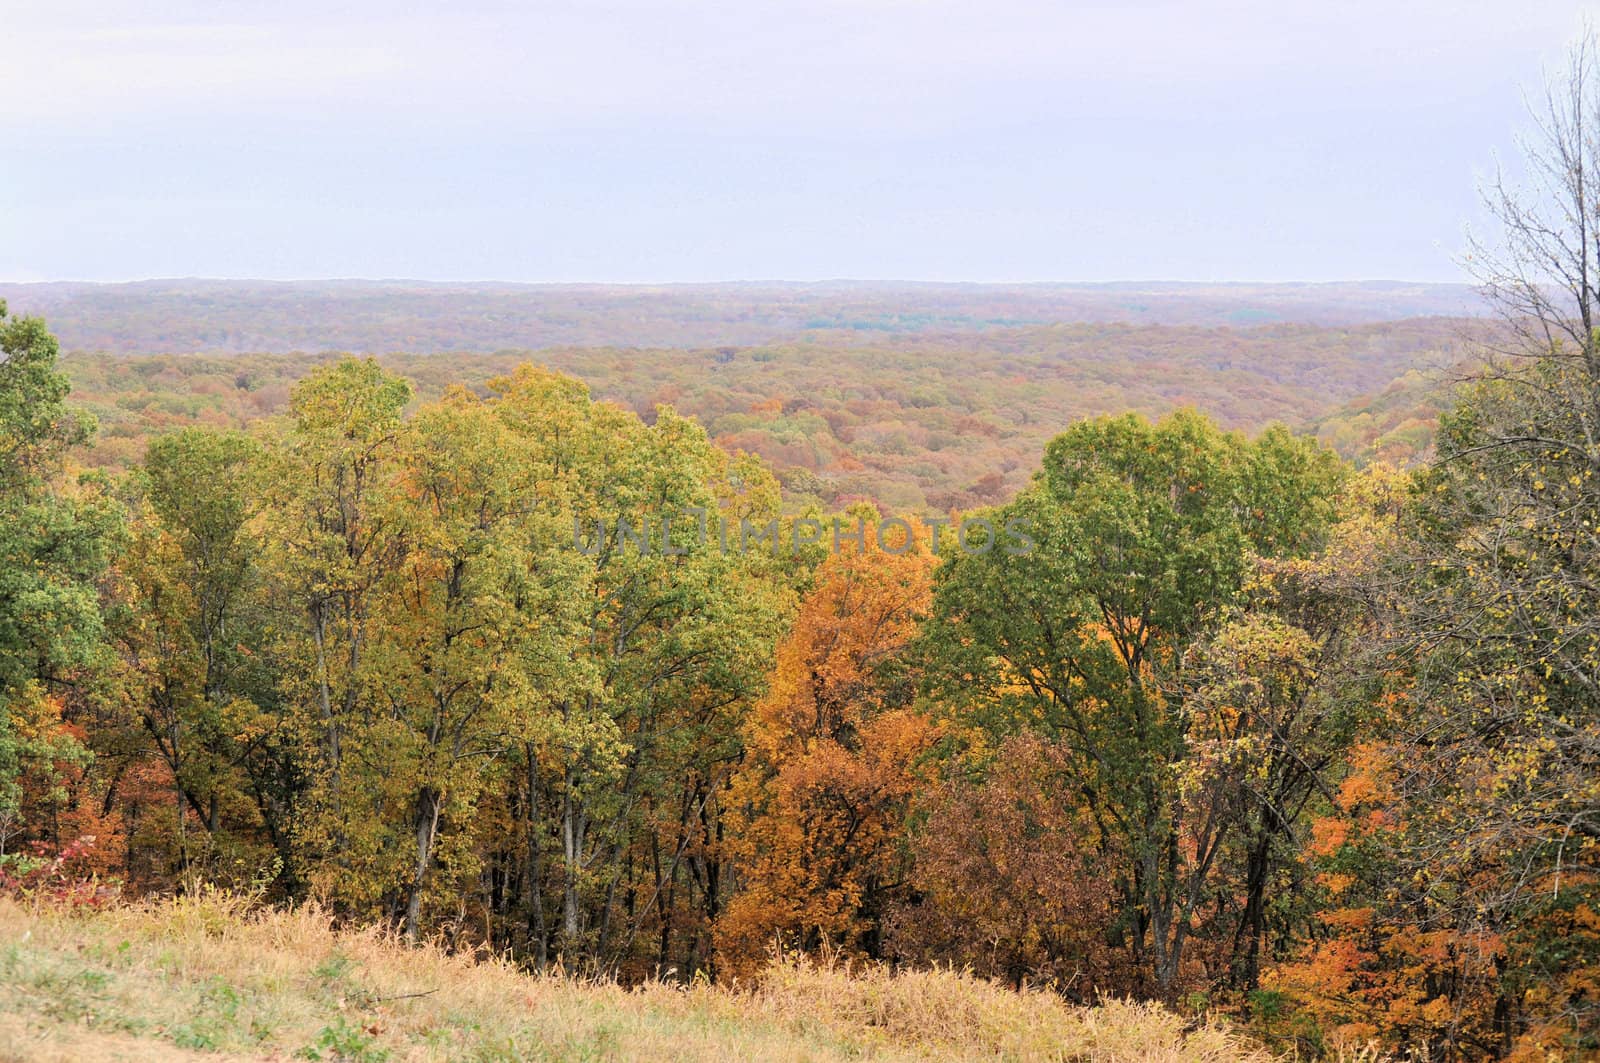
[1229,830,1273,990]
[561,775,585,947]
[403,786,441,945]
[526,748,548,970]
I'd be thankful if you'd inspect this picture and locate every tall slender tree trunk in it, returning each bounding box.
[525,747,548,970]
[1230,829,1273,990]
[561,773,585,946]
[311,604,341,786]
[403,786,441,944]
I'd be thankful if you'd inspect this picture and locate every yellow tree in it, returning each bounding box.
[256,358,412,909]
[367,388,590,941]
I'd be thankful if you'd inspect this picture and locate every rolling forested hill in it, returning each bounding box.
[61,316,1468,511]
[2,279,1482,354]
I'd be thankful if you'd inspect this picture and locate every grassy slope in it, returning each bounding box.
[0,894,1271,1062]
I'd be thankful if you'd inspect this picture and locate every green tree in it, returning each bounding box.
[106,427,289,883]
[920,410,1343,994]
[487,366,793,973]
[0,303,117,851]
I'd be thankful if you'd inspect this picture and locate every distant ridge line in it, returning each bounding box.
[0,279,1487,357]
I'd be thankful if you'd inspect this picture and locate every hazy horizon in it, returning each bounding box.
[0,276,1481,287]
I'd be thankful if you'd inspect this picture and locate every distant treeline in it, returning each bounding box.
[0,279,1483,355]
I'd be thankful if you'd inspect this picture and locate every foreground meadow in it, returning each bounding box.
[0,894,1272,1063]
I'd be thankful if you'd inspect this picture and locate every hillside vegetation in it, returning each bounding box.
[7,276,1593,1057]
[0,894,1271,1063]
[62,317,1463,510]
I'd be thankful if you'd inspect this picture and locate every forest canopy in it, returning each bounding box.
[56,314,1460,514]
[2,276,1594,1057]
[8,39,1600,1062]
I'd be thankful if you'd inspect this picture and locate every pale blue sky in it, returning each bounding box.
[3,1,1595,283]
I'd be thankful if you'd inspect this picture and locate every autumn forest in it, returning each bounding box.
[7,39,1600,1063]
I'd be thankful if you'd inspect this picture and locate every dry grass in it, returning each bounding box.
[0,892,1274,1062]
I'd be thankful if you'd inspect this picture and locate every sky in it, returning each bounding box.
[3,0,1597,284]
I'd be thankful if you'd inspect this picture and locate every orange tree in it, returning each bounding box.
[717,516,938,975]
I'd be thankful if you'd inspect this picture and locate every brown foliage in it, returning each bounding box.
[887,734,1134,999]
